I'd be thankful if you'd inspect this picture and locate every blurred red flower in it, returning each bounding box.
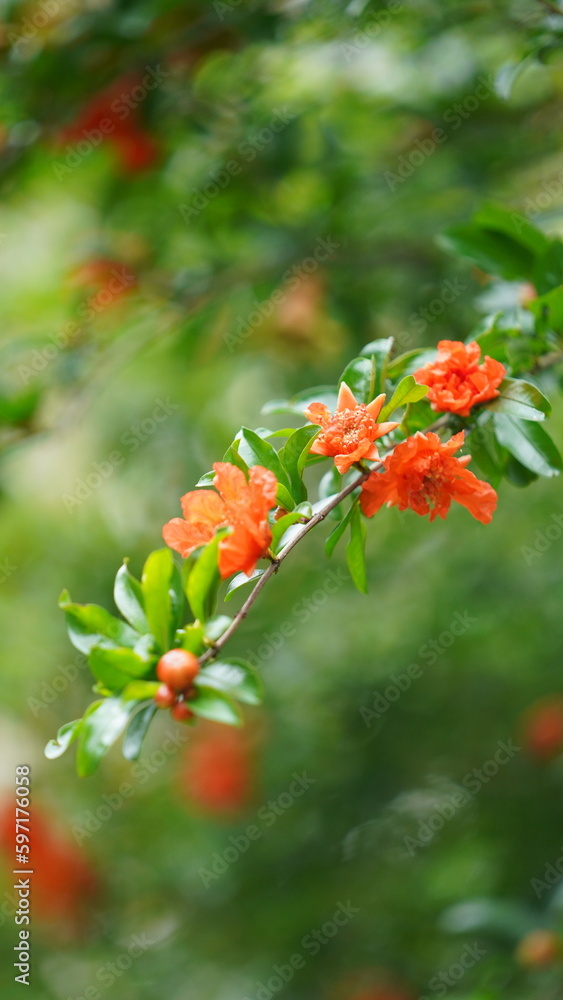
[360,431,497,524]
[179,723,253,816]
[305,382,398,474]
[163,462,277,579]
[0,803,99,932]
[414,340,506,417]
[522,697,563,761]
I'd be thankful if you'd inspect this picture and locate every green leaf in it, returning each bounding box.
[222,442,250,474]
[484,378,551,421]
[402,399,435,433]
[386,348,427,380]
[275,482,296,511]
[89,646,155,692]
[360,337,394,393]
[279,424,318,503]
[204,615,232,643]
[188,688,242,727]
[45,720,82,760]
[529,286,563,335]
[114,561,149,633]
[176,621,205,653]
[59,592,138,655]
[473,202,550,258]
[325,501,356,558]
[197,658,263,706]
[122,704,157,761]
[467,420,507,488]
[379,376,428,420]
[339,357,374,404]
[195,470,216,487]
[440,225,535,281]
[271,511,307,552]
[262,386,338,417]
[494,414,562,477]
[142,548,176,652]
[238,428,289,491]
[225,568,265,601]
[504,456,540,487]
[121,680,160,700]
[346,505,368,594]
[186,534,221,621]
[76,698,140,777]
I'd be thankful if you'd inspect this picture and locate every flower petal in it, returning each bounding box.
[336,381,358,412]
[366,393,386,419]
[162,518,213,557]
[180,489,225,527]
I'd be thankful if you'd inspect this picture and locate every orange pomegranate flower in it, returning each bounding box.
[414,340,506,418]
[360,431,497,524]
[304,382,399,474]
[163,462,277,579]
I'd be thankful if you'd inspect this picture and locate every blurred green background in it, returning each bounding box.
[1,0,563,997]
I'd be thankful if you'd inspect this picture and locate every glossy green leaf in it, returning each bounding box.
[121,680,160,700]
[204,615,233,643]
[275,482,296,511]
[45,719,82,760]
[197,658,263,706]
[386,348,427,380]
[279,424,318,503]
[76,697,140,777]
[346,505,368,594]
[485,377,550,421]
[271,510,307,552]
[186,534,221,622]
[440,225,535,281]
[360,337,394,393]
[529,286,563,334]
[188,687,242,727]
[114,561,149,633]
[237,428,289,493]
[325,501,356,558]
[59,592,138,655]
[225,568,265,601]
[89,646,155,692]
[122,704,157,761]
[142,548,175,652]
[467,420,507,488]
[379,376,428,420]
[494,414,562,477]
[339,356,374,404]
[504,455,540,487]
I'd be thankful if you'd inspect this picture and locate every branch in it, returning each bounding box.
[199,464,375,664]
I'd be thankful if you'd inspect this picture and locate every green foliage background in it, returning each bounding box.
[1,0,563,997]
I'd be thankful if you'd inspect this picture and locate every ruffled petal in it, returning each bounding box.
[218,523,269,579]
[180,489,225,527]
[248,466,278,520]
[304,402,331,427]
[162,517,213,557]
[213,462,249,506]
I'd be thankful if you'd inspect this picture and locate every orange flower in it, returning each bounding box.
[163,462,277,579]
[360,431,497,524]
[414,340,506,418]
[304,382,399,474]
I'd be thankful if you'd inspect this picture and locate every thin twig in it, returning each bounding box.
[199,465,375,664]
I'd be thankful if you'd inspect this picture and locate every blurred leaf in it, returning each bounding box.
[189,687,242,726]
[197,658,263,705]
[44,720,82,760]
[59,591,138,655]
[76,697,140,777]
[121,681,160,700]
[484,378,551,420]
[494,414,562,477]
[263,386,337,416]
[204,615,232,642]
[346,505,367,594]
[122,704,157,761]
[529,285,563,334]
[386,348,427,380]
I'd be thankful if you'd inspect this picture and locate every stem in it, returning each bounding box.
[199,465,376,664]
